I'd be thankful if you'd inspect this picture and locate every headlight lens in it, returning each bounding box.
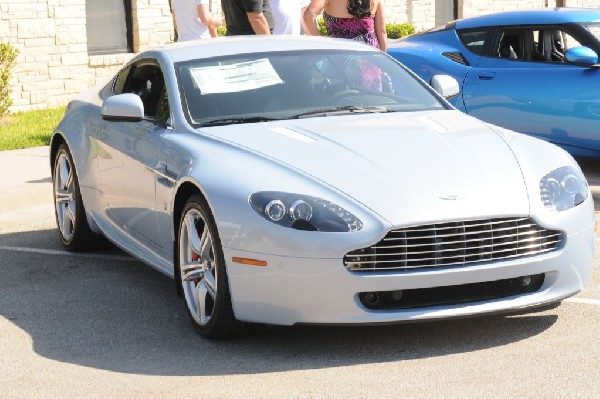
[540,166,588,211]
[250,192,363,232]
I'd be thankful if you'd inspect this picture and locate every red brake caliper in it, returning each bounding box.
[191,251,201,284]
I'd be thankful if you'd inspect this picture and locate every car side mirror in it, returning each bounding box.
[101,93,145,122]
[430,75,460,99]
[565,46,599,66]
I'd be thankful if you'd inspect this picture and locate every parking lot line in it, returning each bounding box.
[565,297,600,306]
[0,245,136,262]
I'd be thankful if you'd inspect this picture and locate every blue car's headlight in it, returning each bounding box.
[250,192,363,232]
[539,166,588,211]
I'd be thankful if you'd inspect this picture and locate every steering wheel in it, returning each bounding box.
[328,89,361,102]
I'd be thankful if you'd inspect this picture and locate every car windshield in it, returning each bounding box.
[176,49,447,127]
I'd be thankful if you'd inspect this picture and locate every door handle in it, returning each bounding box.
[478,72,496,80]
[153,162,177,184]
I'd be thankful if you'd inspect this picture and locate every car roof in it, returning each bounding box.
[155,35,378,63]
[455,7,600,29]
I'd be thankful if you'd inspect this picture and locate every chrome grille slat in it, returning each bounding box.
[370,234,560,252]
[348,240,559,263]
[344,217,564,272]
[345,247,558,270]
[390,217,530,234]
[346,240,560,264]
[382,224,542,241]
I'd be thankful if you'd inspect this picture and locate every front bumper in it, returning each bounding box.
[225,222,595,326]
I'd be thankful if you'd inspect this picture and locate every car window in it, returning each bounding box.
[457,28,494,55]
[580,23,600,42]
[176,50,447,126]
[112,65,132,95]
[120,62,169,121]
[496,27,582,63]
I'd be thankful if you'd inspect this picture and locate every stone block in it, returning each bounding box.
[60,52,88,66]
[7,2,48,14]
[49,65,87,80]
[24,37,56,47]
[64,78,95,93]
[17,19,55,39]
[55,29,87,45]
[51,5,85,19]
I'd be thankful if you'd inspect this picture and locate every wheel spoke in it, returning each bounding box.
[195,280,210,325]
[200,229,213,264]
[180,260,204,282]
[62,205,74,237]
[184,214,203,255]
[204,272,217,300]
[55,189,73,204]
[59,156,70,189]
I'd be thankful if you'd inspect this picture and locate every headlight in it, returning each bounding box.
[539,166,588,211]
[250,192,363,232]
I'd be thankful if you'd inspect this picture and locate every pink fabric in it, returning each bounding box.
[323,11,379,49]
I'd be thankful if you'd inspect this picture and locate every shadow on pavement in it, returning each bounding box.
[0,228,558,377]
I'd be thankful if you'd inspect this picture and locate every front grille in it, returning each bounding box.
[344,217,563,272]
[442,51,470,66]
[359,274,545,310]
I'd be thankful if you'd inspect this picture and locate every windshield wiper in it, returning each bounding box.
[294,105,393,119]
[199,116,282,127]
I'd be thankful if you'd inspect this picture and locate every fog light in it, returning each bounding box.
[363,292,380,305]
[390,290,403,301]
[520,276,532,286]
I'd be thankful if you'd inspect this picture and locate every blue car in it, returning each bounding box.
[388,8,600,158]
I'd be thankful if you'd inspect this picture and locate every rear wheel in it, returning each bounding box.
[176,194,249,339]
[53,143,107,251]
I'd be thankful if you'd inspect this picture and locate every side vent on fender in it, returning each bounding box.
[442,52,470,66]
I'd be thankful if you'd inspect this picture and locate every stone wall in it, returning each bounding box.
[1,0,598,112]
[1,0,173,112]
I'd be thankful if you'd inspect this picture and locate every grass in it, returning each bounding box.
[0,106,65,151]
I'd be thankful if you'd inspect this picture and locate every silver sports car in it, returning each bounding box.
[51,36,595,339]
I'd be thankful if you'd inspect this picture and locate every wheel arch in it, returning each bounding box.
[172,181,205,296]
[49,133,67,175]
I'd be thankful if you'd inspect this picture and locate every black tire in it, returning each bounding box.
[52,143,107,252]
[175,194,251,339]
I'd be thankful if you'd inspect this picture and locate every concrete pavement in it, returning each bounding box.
[1,146,600,228]
[0,146,53,227]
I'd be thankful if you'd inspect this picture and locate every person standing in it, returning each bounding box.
[271,0,310,35]
[303,0,387,51]
[171,0,221,41]
[221,0,274,35]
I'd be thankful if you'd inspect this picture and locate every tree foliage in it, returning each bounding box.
[0,42,19,117]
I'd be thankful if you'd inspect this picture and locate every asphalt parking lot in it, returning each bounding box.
[0,147,599,398]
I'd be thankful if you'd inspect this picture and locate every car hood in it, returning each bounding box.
[204,110,530,226]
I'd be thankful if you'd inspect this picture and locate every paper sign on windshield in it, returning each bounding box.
[190,58,283,94]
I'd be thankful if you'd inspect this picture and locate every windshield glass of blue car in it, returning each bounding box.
[176,50,448,127]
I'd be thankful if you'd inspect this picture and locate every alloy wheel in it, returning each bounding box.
[179,208,218,326]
